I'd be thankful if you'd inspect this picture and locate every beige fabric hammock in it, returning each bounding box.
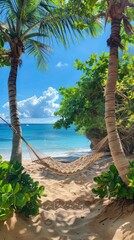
[0,116,108,175]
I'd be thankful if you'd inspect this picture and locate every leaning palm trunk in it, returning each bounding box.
[8,59,22,163]
[105,15,129,185]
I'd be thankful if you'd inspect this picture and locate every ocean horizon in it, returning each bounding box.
[0,123,91,161]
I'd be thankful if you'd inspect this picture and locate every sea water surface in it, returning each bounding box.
[0,124,91,161]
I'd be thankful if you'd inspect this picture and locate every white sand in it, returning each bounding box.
[0,156,134,240]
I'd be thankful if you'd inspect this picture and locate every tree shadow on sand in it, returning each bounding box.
[0,199,134,240]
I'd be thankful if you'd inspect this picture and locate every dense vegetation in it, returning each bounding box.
[0,156,46,221]
[54,53,134,155]
[0,36,9,67]
[92,160,134,199]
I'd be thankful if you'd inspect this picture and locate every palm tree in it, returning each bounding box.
[67,0,134,184]
[0,0,85,163]
[105,0,134,184]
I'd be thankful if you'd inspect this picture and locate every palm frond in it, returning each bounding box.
[7,16,16,36]
[0,0,43,35]
[0,0,18,20]
[38,1,55,14]
[123,16,134,35]
[16,0,41,25]
[14,0,43,35]
[25,38,52,69]
[38,8,83,47]
[0,0,102,68]
[86,17,103,37]
[24,32,49,40]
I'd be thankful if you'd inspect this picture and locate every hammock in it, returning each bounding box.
[0,116,108,175]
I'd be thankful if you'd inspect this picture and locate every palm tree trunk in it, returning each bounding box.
[8,58,22,163]
[105,18,129,185]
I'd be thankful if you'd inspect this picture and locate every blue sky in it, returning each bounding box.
[0,26,110,123]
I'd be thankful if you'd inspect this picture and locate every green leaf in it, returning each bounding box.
[0,180,3,186]
[92,161,134,200]
[2,184,12,193]
[94,176,102,184]
[0,39,4,48]
[24,193,31,202]
[1,193,12,208]
[128,179,134,188]
[33,181,39,188]
[109,165,117,174]
[14,193,27,207]
[0,208,12,221]
[38,186,45,195]
[11,161,24,173]
[13,183,21,194]
[1,162,9,170]
[0,157,46,219]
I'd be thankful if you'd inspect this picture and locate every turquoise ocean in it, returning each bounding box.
[0,124,91,161]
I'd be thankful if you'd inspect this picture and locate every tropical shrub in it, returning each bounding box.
[54,52,134,155]
[0,155,46,221]
[0,46,10,68]
[92,161,134,199]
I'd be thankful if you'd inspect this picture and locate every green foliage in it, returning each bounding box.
[67,0,103,36]
[54,53,108,133]
[0,35,10,67]
[54,52,134,154]
[0,156,46,221]
[127,161,134,188]
[92,161,134,200]
[0,48,10,67]
[0,0,85,69]
[67,0,134,47]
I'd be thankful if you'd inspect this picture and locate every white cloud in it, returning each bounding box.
[56,61,68,68]
[3,87,60,119]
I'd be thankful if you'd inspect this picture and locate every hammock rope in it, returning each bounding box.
[0,116,107,175]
